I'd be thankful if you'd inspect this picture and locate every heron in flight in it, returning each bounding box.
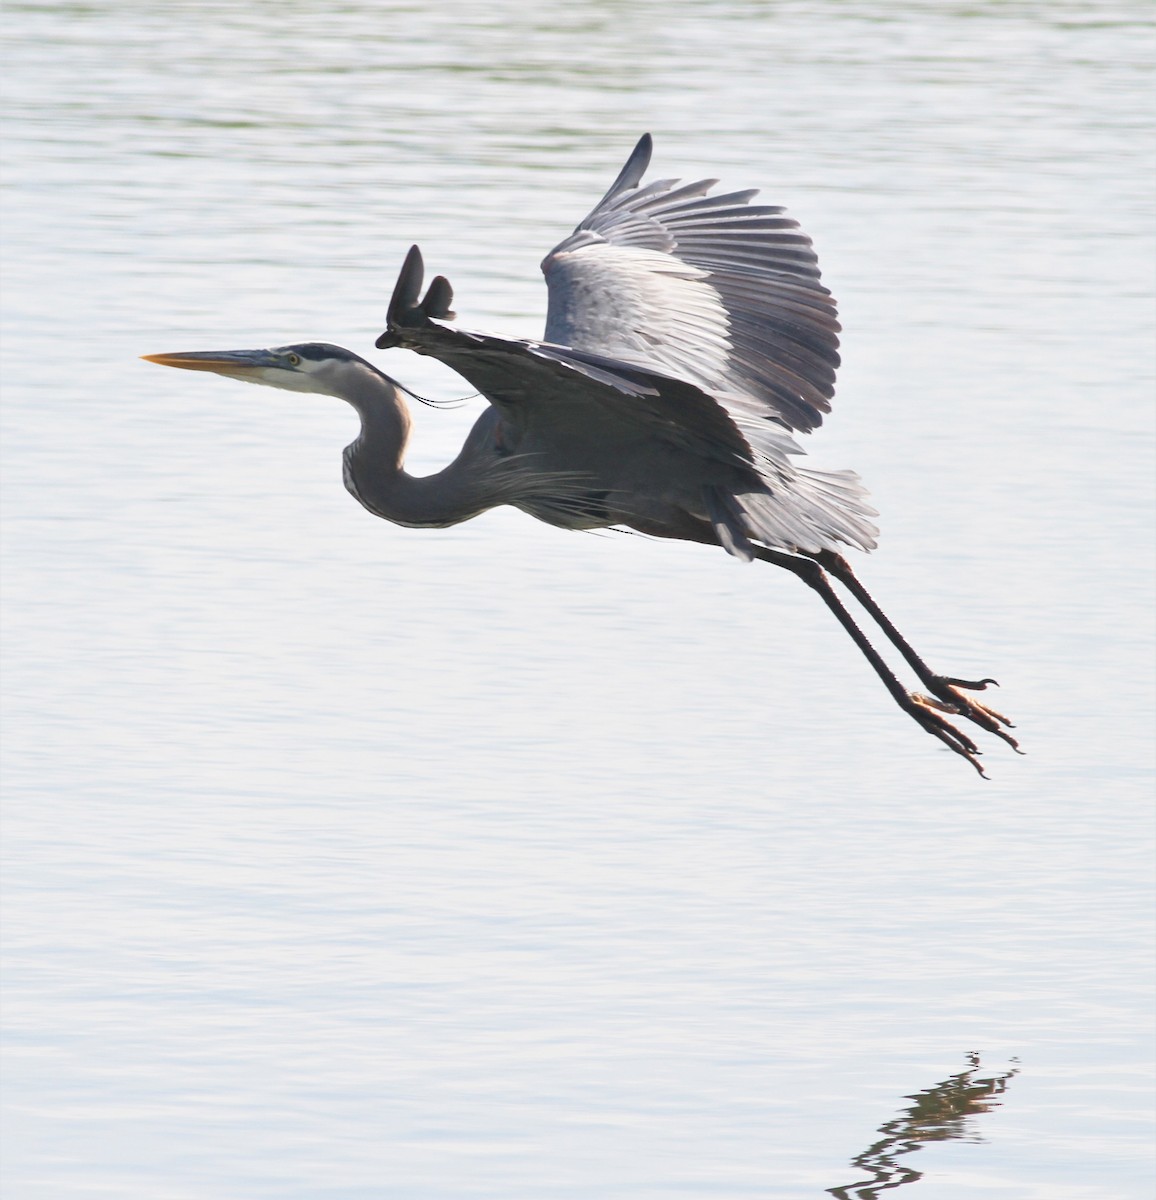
[144,134,1017,774]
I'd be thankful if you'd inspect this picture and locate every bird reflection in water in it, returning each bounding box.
[827,1053,1020,1198]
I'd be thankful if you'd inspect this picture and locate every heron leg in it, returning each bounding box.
[754,548,990,776]
[807,549,1020,753]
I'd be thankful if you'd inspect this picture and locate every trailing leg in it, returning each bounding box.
[754,548,991,775]
[807,549,1019,753]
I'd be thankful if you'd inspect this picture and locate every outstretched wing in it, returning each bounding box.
[541,133,840,434]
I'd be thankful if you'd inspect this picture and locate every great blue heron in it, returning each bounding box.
[144,134,1017,774]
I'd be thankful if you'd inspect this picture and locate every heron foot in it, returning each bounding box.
[918,674,1022,755]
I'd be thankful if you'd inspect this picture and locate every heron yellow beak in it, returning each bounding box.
[140,348,285,376]
[145,351,245,370]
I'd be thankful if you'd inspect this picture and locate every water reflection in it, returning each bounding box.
[827,1054,1020,1198]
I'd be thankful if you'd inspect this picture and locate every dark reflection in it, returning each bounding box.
[827,1053,1020,1198]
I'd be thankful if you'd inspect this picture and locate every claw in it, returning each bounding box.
[920,675,1022,758]
[906,694,989,777]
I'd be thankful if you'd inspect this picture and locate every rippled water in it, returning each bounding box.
[3,3,1154,1197]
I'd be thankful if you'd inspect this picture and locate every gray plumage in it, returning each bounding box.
[144,135,1019,774]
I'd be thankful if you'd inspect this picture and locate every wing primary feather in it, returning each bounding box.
[588,133,653,210]
[382,244,426,341]
[422,275,455,321]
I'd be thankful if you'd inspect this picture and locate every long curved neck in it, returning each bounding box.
[341,369,491,529]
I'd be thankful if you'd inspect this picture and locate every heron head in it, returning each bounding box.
[141,342,380,397]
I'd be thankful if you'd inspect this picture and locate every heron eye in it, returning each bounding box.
[286,352,301,366]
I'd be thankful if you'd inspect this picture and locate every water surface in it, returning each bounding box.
[2,2,1153,1197]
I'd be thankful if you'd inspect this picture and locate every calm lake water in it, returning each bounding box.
[2,2,1153,1197]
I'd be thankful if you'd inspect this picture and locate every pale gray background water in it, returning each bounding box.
[2,2,1153,1197]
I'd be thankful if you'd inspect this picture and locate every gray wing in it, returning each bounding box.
[541,134,840,434]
